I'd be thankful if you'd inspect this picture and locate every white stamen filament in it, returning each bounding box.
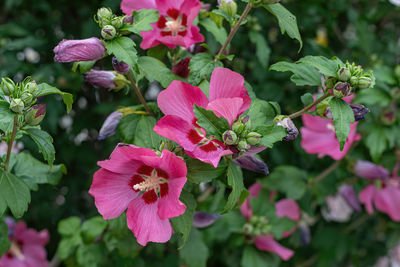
[9,241,25,260]
[133,176,160,192]
[165,20,186,36]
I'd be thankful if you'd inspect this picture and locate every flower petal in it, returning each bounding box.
[158,177,187,219]
[275,199,301,221]
[359,185,377,214]
[234,155,269,175]
[254,235,294,261]
[207,97,243,126]
[375,185,400,221]
[121,0,157,14]
[353,160,390,180]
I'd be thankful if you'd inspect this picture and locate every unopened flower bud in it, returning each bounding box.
[381,110,396,125]
[242,115,250,125]
[234,155,269,175]
[218,0,237,17]
[276,117,298,141]
[84,70,127,91]
[232,121,245,134]
[243,223,253,235]
[97,7,113,22]
[261,225,271,235]
[325,76,336,89]
[333,82,351,98]
[223,130,238,145]
[123,15,133,25]
[353,160,390,180]
[1,78,15,96]
[111,17,124,29]
[357,76,372,89]
[98,111,123,140]
[349,76,358,87]
[112,57,130,73]
[339,185,361,212]
[54,38,106,62]
[316,100,330,118]
[25,81,37,94]
[10,98,25,113]
[193,212,221,228]
[337,67,351,82]
[101,25,117,40]
[24,104,46,126]
[246,132,261,145]
[249,216,259,224]
[238,140,249,151]
[350,104,369,121]
[21,92,33,105]
[172,58,191,78]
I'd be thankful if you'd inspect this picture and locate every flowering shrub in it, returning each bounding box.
[1,0,400,266]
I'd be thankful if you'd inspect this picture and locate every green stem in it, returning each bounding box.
[288,92,332,119]
[125,72,153,116]
[4,115,18,171]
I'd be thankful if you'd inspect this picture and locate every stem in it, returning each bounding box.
[49,254,61,267]
[215,2,253,59]
[4,115,18,171]
[312,160,342,184]
[288,92,332,119]
[197,186,215,203]
[125,72,153,116]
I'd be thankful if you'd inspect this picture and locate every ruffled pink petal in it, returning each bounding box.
[275,199,301,221]
[209,67,251,114]
[359,185,377,214]
[186,26,204,46]
[16,228,49,247]
[302,115,331,133]
[181,0,201,24]
[89,168,138,219]
[127,197,172,246]
[121,0,157,14]
[240,183,262,219]
[140,29,165,50]
[207,97,243,126]
[0,257,26,267]
[374,185,400,221]
[22,244,48,266]
[254,235,294,261]
[186,143,232,168]
[158,150,187,180]
[157,80,209,123]
[158,177,187,219]
[155,0,185,14]
[249,183,262,197]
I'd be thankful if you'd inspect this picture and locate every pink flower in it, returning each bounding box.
[54,37,106,62]
[121,0,204,49]
[359,162,400,221]
[89,144,187,246]
[0,220,49,267]
[240,183,301,261]
[154,67,251,167]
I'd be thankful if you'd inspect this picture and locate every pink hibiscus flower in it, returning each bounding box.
[153,67,251,167]
[358,161,400,221]
[0,219,49,267]
[240,183,301,261]
[121,0,204,49]
[300,95,361,160]
[89,144,187,246]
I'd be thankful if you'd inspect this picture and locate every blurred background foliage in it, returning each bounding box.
[1,0,400,266]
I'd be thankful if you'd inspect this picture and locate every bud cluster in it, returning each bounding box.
[95,8,132,40]
[242,215,271,237]
[275,116,299,141]
[222,116,262,153]
[218,0,238,18]
[0,77,46,125]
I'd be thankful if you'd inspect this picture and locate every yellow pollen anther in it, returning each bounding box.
[133,176,160,192]
[165,20,186,36]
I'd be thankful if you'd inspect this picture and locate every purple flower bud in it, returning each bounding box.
[54,37,106,62]
[299,222,311,246]
[98,111,123,140]
[84,70,116,88]
[192,211,221,228]
[276,117,298,141]
[350,104,369,121]
[234,155,269,175]
[354,160,390,180]
[339,185,361,212]
[172,58,191,78]
[333,82,351,98]
[112,57,130,74]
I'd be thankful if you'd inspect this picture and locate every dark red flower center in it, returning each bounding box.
[157,8,188,37]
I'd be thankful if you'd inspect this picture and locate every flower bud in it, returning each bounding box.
[10,98,25,113]
[98,111,123,140]
[112,57,130,73]
[238,140,249,151]
[97,7,113,22]
[276,117,299,141]
[353,160,390,180]
[349,76,358,87]
[24,81,37,94]
[84,70,127,91]
[218,0,237,17]
[113,73,128,91]
[381,109,396,125]
[243,223,253,235]
[261,225,271,235]
[24,104,46,126]
[232,121,244,133]
[101,25,117,40]
[357,76,372,89]
[192,212,221,228]
[337,67,351,82]
[123,15,134,25]
[339,185,361,212]
[350,104,369,121]
[172,58,191,78]
[246,132,261,145]
[223,130,238,145]
[333,82,351,98]
[234,155,269,175]
[325,76,336,89]
[21,92,33,105]
[111,17,124,29]
[1,78,15,96]
[54,38,106,62]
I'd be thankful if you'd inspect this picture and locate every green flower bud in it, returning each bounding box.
[97,8,113,22]
[10,98,25,113]
[243,223,254,235]
[357,76,372,89]
[249,216,259,224]
[253,228,261,237]
[113,73,128,91]
[325,76,336,89]
[101,25,117,40]
[1,78,15,96]
[223,130,238,145]
[21,92,33,105]
[316,100,330,118]
[24,104,46,126]
[25,81,37,94]
[337,67,351,82]
[246,132,261,145]
[219,0,238,18]
[333,82,351,98]
[111,17,124,29]
[232,121,245,134]
[238,140,249,151]
[261,225,271,235]
[349,76,358,87]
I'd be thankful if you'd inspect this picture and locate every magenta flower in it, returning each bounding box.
[54,37,106,62]
[89,144,187,246]
[359,162,400,221]
[154,67,251,167]
[0,220,49,267]
[240,183,301,261]
[120,0,204,49]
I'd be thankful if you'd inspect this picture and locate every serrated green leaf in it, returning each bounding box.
[247,99,277,128]
[36,83,73,113]
[138,56,181,88]
[124,9,159,35]
[329,97,355,151]
[186,158,227,183]
[223,162,247,213]
[134,116,163,149]
[0,102,14,134]
[270,61,321,87]
[76,244,104,267]
[25,128,55,167]
[106,36,138,67]
[256,125,286,148]
[365,127,387,162]
[193,104,229,140]
[241,245,280,267]
[189,53,223,85]
[249,31,271,68]
[298,56,342,77]
[199,18,228,46]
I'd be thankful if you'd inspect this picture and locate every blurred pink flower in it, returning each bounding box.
[240,183,301,261]
[89,144,187,246]
[0,220,49,267]
[121,0,204,49]
[154,67,251,167]
[53,37,105,62]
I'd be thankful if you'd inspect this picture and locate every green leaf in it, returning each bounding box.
[270,61,321,87]
[76,244,104,267]
[57,233,82,260]
[0,169,31,218]
[241,246,280,267]
[329,97,355,151]
[247,99,277,127]
[301,93,314,106]
[71,60,95,74]
[193,105,229,140]
[81,216,108,242]
[36,83,73,113]
[13,152,66,190]
[0,102,15,134]
[58,216,81,236]
[264,3,302,51]
[171,190,197,248]
[134,116,163,149]
[124,9,159,35]
[0,218,10,256]
[256,125,286,148]
[186,158,227,183]
[259,166,307,200]
[298,56,342,77]
[199,18,228,46]
[189,53,223,85]
[365,127,387,162]
[223,162,248,213]
[105,36,138,67]
[25,128,55,167]
[138,56,181,88]
[180,228,209,267]
[249,31,271,68]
